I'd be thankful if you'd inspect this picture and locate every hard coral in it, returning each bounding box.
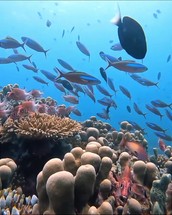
[1,112,82,141]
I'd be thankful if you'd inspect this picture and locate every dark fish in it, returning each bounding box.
[55,79,73,91]
[21,36,49,57]
[55,67,101,85]
[157,72,161,80]
[99,51,120,62]
[0,57,13,64]
[96,84,113,97]
[107,78,118,94]
[133,102,147,118]
[70,26,75,33]
[62,29,65,38]
[76,40,90,60]
[146,122,167,133]
[57,59,74,70]
[54,82,66,94]
[72,107,82,116]
[40,70,56,81]
[151,99,172,109]
[37,11,42,19]
[145,104,163,120]
[128,120,145,134]
[119,85,131,100]
[111,5,147,59]
[167,54,171,63]
[46,19,52,27]
[154,132,172,141]
[83,86,96,103]
[126,105,131,113]
[99,67,107,83]
[97,106,110,120]
[22,64,38,73]
[0,36,26,51]
[33,76,48,85]
[111,42,123,51]
[165,109,172,121]
[97,97,117,109]
[156,9,161,14]
[7,54,32,63]
[106,60,148,73]
[153,13,158,19]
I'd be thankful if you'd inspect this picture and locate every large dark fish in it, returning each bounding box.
[111,5,147,59]
[54,67,101,85]
[151,99,172,109]
[7,54,32,63]
[21,36,49,57]
[55,79,73,91]
[57,59,74,70]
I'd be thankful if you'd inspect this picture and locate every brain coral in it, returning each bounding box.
[0,113,82,140]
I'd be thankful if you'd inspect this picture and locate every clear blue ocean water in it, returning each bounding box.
[0,1,172,154]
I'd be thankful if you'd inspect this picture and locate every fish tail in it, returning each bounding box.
[54,67,63,81]
[21,43,26,52]
[28,55,32,63]
[155,82,159,88]
[110,3,121,26]
[44,49,50,57]
[143,113,147,119]
[169,104,172,110]
[105,59,113,70]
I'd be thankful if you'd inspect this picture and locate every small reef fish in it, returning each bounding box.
[21,36,49,57]
[30,89,43,98]
[145,104,163,120]
[153,13,158,19]
[120,137,148,161]
[158,138,167,151]
[167,54,171,63]
[55,79,73,91]
[22,64,38,73]
[54,82,66,94]
[151,99,172,109]
[154,131,172,141]
[0,57,13,64]
[165,109,172,121]
[130,74,158,87]
[76,40,90,60]
[63,95,79,104]
[99,67,107,83]
[107,78,118,94]
[111,42,123,51]
[33,76,48,85]
[96,84,113,97]
[62,29,65,38]
[71,107,82,116]
[83,86,96,103]
[126,105,131,113]
[7,54,32,63]
[119,85,131,100]
[145,122,167,133]
[54,67,101,85]
[46,19,52,27]
[97,106,110,120]
[128,121,145,134]
[70,26,75,33]
[99,51,120,62]
[40,70,56,82]
[97,97,117,109]
[72,83,85,94]
[106,60,148,73]
[57,59,74,70]
[157,72,161,80]
[0,36,26,51]
[133,102,147,119]
[111,4,147,59]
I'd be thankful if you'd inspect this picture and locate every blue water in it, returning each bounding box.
[0,1,172,154]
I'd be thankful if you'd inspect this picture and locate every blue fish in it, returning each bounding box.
[40,70,56,82]
[76,40,90,60]
[21,36,49,57]
[57,59,74,70]
[154,132,172,141]
[146,122,167,133]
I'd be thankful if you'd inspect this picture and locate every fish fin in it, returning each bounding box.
[110,3,121,26]
[105,58,114,70]
[155,82,159,88]
[44,49,50,57]
[118,57,122,61]
[169,104,172,110]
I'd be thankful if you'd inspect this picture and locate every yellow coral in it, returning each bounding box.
[0,113,82,140]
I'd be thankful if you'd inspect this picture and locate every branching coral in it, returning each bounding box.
[0,113,82,141]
